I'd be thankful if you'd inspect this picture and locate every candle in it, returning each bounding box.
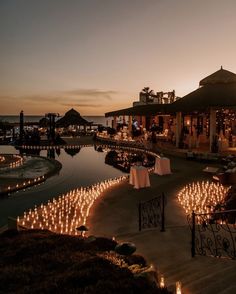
[17,176,128,235]
[160,274,165,288]
[176,281,181,294]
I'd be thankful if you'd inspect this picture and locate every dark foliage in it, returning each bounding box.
[124,254,147,267]
[0,230,171,294]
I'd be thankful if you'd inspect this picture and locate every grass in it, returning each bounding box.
[0,229,172,294]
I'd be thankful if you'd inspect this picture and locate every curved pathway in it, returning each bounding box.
[89,154,236,294]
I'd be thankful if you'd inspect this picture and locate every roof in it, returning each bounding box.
[56,108,91,127]
[39,117,49,127]
[199,67,236,86]
[105,104,172,117]
[170,83,236,112]
[105,68,236,116]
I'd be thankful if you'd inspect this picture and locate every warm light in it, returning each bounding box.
[176,281,182,294]
[160,274,165,288]
[17,176,127,236]
[178,181,229,215]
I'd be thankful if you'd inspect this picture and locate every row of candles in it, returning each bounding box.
[17,176,127,235]
[21,140,159,159]
[8,155,24,168]
[178,181,230,215]
[0,154,23,169]
[98,143,159,159]
[160,274,182,293]
[21,144,92,150]
[5,176,45,194]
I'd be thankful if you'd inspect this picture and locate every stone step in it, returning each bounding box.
[186,264,236,294]
[161,257,236,294]
[218,285,236,294]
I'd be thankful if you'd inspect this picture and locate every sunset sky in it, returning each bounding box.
[1,0,236,115]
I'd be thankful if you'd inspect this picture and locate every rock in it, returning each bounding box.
[115,242,136,256]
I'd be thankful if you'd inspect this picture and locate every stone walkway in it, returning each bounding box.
[89,155,236,294]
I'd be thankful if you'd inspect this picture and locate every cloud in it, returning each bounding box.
[61,103,103,108]
[22,95,64,104]
[14,88,119,105]
[0,88,119,114]
[63,89,118,100]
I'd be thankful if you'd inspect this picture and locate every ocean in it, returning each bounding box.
[0,115,112,126]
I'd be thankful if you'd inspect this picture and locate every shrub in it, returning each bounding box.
[0,230,172,294]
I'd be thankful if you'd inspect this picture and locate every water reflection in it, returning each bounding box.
[64,147,81,157]
[104,148,155,173]
[0,146,124,227]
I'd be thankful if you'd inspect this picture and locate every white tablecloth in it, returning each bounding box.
[154,157,171,175]
[129,166,150,189]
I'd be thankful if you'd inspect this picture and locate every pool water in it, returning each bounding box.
[0,146,125,227]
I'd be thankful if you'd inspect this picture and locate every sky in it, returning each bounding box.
[1,0,236,115]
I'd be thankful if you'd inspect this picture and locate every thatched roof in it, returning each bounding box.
[64,147,81,157]
[56,108,91,127]
[199,67,236,86]
[170,83,236,112]
[105,68,236,116]
[105,104,171,117]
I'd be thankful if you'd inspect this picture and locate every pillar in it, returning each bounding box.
[128,116,132,133]
[163,116,168,131]
[141,116,146,129]
[209,108,216,152]
[113,116,117,130]
[176,112,182,148]
[19,110,24,143]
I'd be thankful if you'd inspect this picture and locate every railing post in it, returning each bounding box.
[191,210,196,258]
[161,193,165,232]
[138,202,142,231]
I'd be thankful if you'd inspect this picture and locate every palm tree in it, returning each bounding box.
[141,87,154,102]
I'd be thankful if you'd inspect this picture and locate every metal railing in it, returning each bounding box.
[188,210,236,259]
[95,136,160,159]
[138,194,165,232]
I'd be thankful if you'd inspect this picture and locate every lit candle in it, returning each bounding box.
[176,281,181,294]
[160,274,165,288]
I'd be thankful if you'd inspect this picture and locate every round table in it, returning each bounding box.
[129,166,150,189]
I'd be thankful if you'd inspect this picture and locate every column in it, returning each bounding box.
[141,116,146,129]
[113,116,117,130]
[19,110,24,143]
[176,112,182,148]
[128,116,132,133]
[209,108,216,152]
